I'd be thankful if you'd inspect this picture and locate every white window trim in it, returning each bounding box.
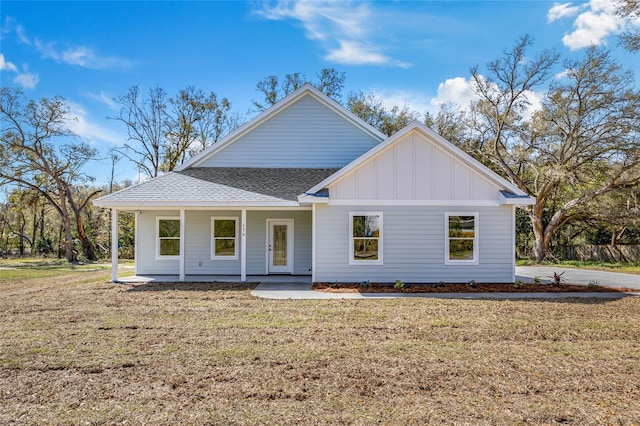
[445,212,479,265]
[349,212,383,266]
[211,217,239,260]
[156,216,180,260]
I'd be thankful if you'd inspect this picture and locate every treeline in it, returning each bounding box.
[1,35,639,262]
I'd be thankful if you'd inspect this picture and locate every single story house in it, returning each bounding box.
[94,84,535,283]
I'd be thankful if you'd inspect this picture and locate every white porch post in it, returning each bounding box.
[179,209,185,282]
[111,209,119,282]
[241,209,247,282]
[311,203,316,283]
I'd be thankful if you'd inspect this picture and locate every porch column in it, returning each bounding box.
[179,209,185,282]
[111,209,118,282]
[311,203,316,283]
[241,209,247,282]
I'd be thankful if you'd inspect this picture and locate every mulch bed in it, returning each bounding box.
[313,282,631,293]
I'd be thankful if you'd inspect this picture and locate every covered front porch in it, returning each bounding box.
[109,207,314,283]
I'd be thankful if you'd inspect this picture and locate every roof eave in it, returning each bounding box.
[93,200,302,209]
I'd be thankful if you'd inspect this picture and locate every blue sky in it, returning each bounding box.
[2,0,639,186]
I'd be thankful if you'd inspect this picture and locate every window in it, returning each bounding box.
[446,213,478,265]
[157,217,180,258]
[212,217,238,260]
[350,212,383,265]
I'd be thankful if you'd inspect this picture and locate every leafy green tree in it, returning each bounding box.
[469,38,640,261]
[0,88,100,261]
[347,91,420,136]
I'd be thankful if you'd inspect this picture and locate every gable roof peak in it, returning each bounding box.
[176,83,386,171]
[306,120,528,197]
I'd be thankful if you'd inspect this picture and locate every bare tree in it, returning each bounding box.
[253,68,346,111]
[111,86,168,178]
[112,85,235,178]
[616,0,640,51]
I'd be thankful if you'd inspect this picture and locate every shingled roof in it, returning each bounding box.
[93,168,338,208]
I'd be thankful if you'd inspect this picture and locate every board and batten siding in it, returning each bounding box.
[198,95,381,168]
[136,209,311,276]
[314,204,515,283]
[330,130,500,201]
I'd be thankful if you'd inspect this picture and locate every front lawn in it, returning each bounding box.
[1,266,639,424]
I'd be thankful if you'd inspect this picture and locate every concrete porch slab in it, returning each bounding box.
[116,274,312,284]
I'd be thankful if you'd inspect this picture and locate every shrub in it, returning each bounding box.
[550,272,565,286]
[394,279,405,290]
[514,279,524,289]
[588,280,601,288]
[467,280,477,289]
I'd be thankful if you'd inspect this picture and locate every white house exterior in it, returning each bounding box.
[94,84,534,284]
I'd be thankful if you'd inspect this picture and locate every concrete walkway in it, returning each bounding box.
[251,267,639,300]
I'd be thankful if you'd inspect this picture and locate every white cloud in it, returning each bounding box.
[256,1,407,67]
[15,23,30,45]
[0,54,39,89]
[325,40,391,66]
[85,91,119,110]
[13,71,39,89]
[547,2,582,23]
[429,76,543,121]
[554,0,625,50]
[34,39,131,69]
[66,101,123,146]
[4,18,130,70]
[370,88,432,115]
[430,77,478,110]
[0,54,18,72]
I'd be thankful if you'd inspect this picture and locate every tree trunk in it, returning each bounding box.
[532,227,549,262]
[31,208,38,255]
[75,211,96,261]
[59,192,76,262]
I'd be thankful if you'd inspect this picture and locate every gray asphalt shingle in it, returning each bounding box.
[94,167,338,206]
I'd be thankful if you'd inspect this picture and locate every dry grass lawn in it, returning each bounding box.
[1,265,640,425]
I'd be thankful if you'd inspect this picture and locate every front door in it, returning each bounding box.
[268,220,293,274]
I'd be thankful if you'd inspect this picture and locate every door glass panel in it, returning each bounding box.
[273,225,287,266]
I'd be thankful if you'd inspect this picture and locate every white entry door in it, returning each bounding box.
[268,220,293,274]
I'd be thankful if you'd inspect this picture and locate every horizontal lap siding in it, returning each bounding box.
[136,210,180,275]
[314,205,514,283]
[199,96,380,168]
[185,210,240,275]
[246,211,312,275]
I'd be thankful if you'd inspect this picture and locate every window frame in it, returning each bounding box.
[211,217,239,260]
[156,216,181,260]
[349,212,383,265]
[445,212,479,265]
